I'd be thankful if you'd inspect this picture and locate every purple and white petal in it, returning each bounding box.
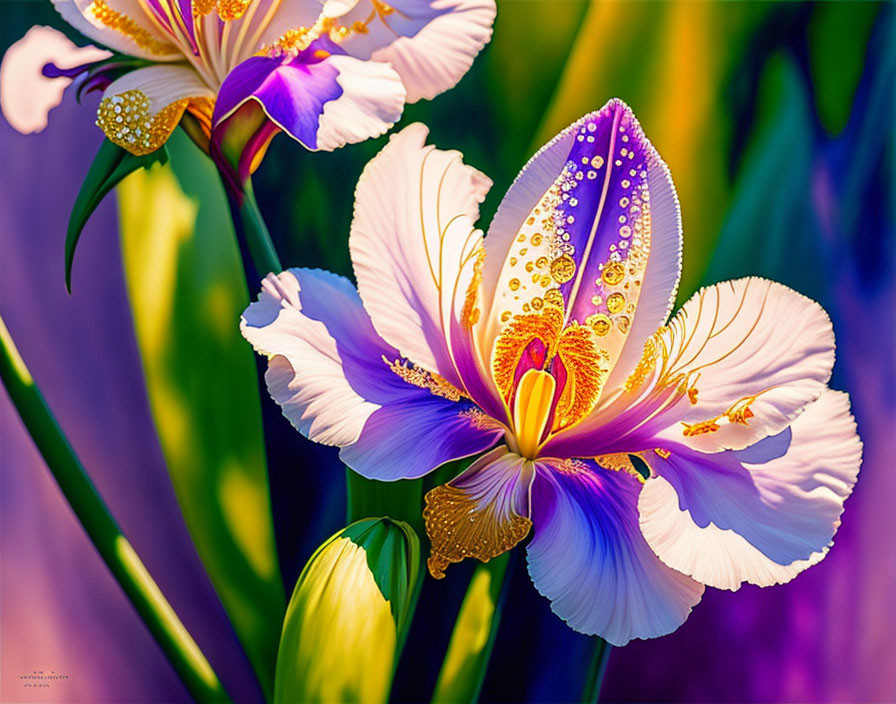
[527,459,703,646]
[479,99,682,389]
[241,269,385,446]
[424,447,534,577]
[350,122,492,386]
[638,390,862,589]
[241,269,501,478]
[548,277,837,457]
[213,41,405,151]
[335,0,496,103]
[0,26,110,134]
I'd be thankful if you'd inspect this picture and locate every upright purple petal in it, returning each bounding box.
[478,100,682,390]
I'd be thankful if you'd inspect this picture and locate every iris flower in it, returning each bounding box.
[1,0,495,164]
[241,100,862,645]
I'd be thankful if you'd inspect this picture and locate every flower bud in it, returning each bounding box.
[273,518,420,704]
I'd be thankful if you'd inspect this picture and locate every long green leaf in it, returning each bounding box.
[0,316,231,704]
[431,554,512,704]
[66,139,168,292]
[116,130,284,700]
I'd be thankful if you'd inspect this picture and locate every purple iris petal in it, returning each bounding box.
[339,394,501,482]
[527,460,703,646]
[655,439,829,565]
[214,40,343,150]
[448,316,507,420]
[255,269,503,480]
[550,100,659,323]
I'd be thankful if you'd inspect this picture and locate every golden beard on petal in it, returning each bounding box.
[423,484,531,579]
[554,324,610,430]
[492,307,563,399]
[491,306,609,432]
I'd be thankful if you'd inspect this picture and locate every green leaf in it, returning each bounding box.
[347,470,424,537]
[274,518,421,704]
[431,553,511,704]
[707,53,818,290]
[808,2,882,136]
[579,637,612,704]
[116,129,284,700]
[66,139,168,292]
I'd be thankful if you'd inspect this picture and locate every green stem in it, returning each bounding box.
[0,316,231,704]
[580,637,612,703]
[431,553,513,703]
[228,178,282,282]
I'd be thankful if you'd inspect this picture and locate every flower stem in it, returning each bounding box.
[431,553,513,703]
[0,316,231,704]
[226,178,282,284]
[580,637,612,703]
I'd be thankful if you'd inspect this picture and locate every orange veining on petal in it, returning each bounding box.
[554,323,610,429]
[385,356,467,402]
[681,419,721,437]
[191,0,216,15]
[593,451,650,483]
[679,388,773,439]
[191,0,250,20]
[261,1,400,57]
[461,245,486,328]
[215,0,250,20]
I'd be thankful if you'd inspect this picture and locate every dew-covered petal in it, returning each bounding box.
[0,26,111,134]
[52,0,180,60]
[242,270,501,477]
[638,390,861,589]
[334,0,496,103]
[350,122,493,387]
[423,447,534,578]
[527,459,703,646]
[96,64,214,154]
[214,39,405,151]
[479,99,682,388]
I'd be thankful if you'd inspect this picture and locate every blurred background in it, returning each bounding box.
[1,1,894,702]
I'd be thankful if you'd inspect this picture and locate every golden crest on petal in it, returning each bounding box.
[554,323,610,429]
[96,90,190,156]
[423,482,532,579]
[492,307,563,399]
